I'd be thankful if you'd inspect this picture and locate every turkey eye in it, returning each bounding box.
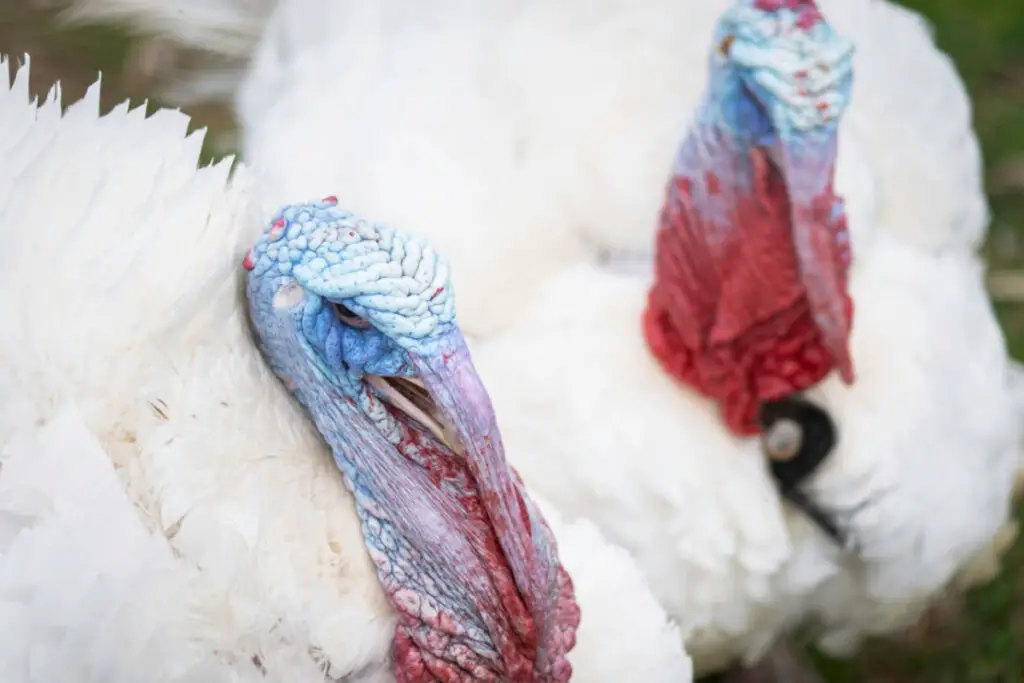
[761,418,802,462]
[719,34,735,57]
[757,396,844,546]
[758,396,836,490]
[332,303,372,329]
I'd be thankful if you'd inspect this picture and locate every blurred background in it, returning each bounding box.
[2,0,1024,680]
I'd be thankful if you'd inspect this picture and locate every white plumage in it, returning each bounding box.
[0,57,692,682]
[60,0,989,327]
[470,238,1018,668]
[45,0,1024,675]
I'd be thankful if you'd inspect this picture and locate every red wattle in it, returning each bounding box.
[383,408,578,683]
[643,148,853,436]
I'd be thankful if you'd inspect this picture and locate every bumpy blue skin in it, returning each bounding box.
[244,198,458,494]
[698,1,854,190]
[244,199,463,605]
[244,196,464,470]
[246,199,456,368]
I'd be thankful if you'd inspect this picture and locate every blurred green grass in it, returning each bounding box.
[0,0,235,165]
[4,0,1024,680]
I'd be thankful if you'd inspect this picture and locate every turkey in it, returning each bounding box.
[0,56,693,683]
[52,0,1024,679]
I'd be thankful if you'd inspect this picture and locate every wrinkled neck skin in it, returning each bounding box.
[697,65,854,369]
[643,79,852,435]
[673,73,799,246]
[672,100,765,243]
[410,335,578,682]
[247,289,574,683]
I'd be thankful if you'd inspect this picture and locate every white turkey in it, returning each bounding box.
[0,56,693,683]
[52,0,1024,680]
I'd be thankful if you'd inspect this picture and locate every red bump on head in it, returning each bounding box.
[267,218,287,243]
[753,0,824,30]
[242,249,255,271]
[322,195,338,205]
[795,6,824,29]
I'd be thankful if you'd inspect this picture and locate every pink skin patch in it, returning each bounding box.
[644,141,852,436]
[269,217,286,241]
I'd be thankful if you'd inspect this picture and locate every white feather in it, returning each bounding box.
[466,233,1019,670]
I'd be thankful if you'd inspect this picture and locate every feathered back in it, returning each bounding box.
[0,56,402,679]
[0,59,343,682]
[0,389,339,683]
[0,55,254,403]
[820,0,988,252]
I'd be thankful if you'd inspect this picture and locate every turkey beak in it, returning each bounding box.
[775,129,854,384]
[409,330,575,674]
[407,332,507,476]
[408,331,545,603]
